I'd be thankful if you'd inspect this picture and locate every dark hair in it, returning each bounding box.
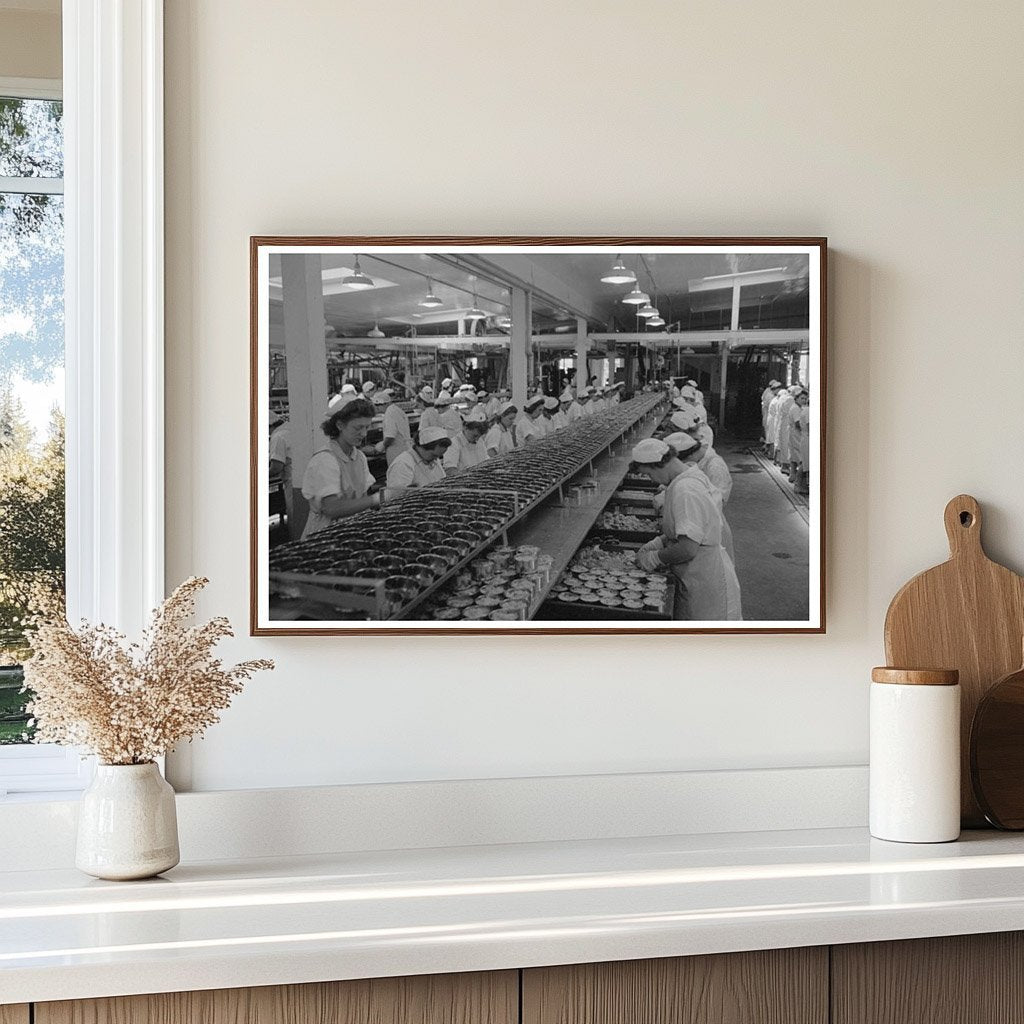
[322,397,374,438]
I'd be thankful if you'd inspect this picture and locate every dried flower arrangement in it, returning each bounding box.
[22,577,273,765]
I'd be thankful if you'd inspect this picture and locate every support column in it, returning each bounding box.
[510,287,530,409]
[282,253,328,538]
[575,317,589,392]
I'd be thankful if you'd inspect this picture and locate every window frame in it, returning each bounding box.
[0,0,165,797]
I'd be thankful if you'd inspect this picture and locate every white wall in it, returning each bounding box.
[164,0,1024,792]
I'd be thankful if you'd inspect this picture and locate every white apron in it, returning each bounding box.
[662,468,742,621]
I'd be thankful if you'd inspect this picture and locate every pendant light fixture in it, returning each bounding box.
[647,315,666,327]
[343,255,374,290]
[600,254,636,285]
[466,292,487,319]
[622,284,649,306]
[638,301,659,318]
[368,321,385,338]
[419,278,443,308]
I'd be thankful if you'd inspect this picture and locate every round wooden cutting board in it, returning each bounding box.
[884,494,1024,827]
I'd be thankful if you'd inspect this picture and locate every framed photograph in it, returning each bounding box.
[251,237,826,635]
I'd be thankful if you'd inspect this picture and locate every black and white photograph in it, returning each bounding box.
[252,239,825,633]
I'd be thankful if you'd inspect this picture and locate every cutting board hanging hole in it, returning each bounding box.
[944,494,983,556]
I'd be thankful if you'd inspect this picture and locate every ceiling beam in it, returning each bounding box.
[453,254,603,324]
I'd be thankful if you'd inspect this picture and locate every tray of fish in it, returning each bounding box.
[541,564,674,620]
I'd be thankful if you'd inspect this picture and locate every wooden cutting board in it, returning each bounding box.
[884,494,1024,827]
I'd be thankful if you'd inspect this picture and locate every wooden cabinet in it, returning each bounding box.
[14,932,1024,1024]
[34,972,518,1024]
[831,932,1024,1024]
[522,948,828,1024]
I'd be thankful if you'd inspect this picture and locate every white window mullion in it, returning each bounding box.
[63,0,164,634]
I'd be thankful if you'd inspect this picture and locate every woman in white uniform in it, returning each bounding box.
[774,385,800,469]
[485,402,518,457]
[379,389,412,466]
[300,397,381,539]
[386,426,451,491]
[415,385,439,431]
[761,380,781,442]
[437,393,463,438]
[631,436,742,621]
[664,412,735,564]
[789,388,811,492]
[541,395,560,433]
[565,389,585,423]
[443,409,490,474]
[516,395,546,445]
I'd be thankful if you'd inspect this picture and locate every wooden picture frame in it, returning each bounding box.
[251,237,826,635]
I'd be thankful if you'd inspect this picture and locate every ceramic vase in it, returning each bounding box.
[76,762,180,880]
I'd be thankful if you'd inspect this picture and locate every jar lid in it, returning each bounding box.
[871,667,959,686]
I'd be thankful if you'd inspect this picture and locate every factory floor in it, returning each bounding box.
[719,437,811,622]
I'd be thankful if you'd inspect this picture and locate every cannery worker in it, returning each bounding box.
[774,384,801,469]
[765,384,789,459]
[761,379,781,441]
[486,401,518,457]
[630,436,742,621]
[565,388,585,424]
[553,392,573,430]
[541,395,560,434]
[386,425,450,490]
[300,397,382,538]
[516,394,547,445]
[437,393,464,438]
[415,385,439,431]
[378,388,412,466]
[444,407,490,474]
[789,387,811,491]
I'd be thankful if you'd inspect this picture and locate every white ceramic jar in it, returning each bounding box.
[76,762,180,880]
[870,667,960,843]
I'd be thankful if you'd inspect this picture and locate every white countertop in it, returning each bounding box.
[5,826,1024,1004]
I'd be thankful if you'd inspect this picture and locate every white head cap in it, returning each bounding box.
[498,400,518,416]
[340,383,357,396]
[670,409,699,432]
[664,431,700,455]
[417,426,451,447]
[372,389,392,406]
[543,396,559,411]
[678,385,698,401]
[464,407,488,426]
[441,378,453,389]
[418,385,434,402]
[434,393,453,406]
[631,438,670,464]
[788,383,804,394]
[362,381,376,394]
[324,392,356,419]
[524,394,545,411]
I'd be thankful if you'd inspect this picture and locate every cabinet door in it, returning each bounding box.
[0,1007,30,1024]
[832,932,1024,1024]
[35,971,518,1024]
[523,949,828,1024]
